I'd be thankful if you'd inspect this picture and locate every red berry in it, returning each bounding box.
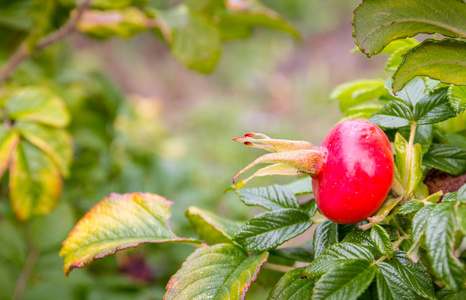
[233,119,394,224]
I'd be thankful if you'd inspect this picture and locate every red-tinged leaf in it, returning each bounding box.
[0,125,19,178]
[60,193,201,275]
[164,243,268,300]
[9,141,61,220]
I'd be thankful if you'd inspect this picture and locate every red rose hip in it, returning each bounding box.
[233,119,394,224]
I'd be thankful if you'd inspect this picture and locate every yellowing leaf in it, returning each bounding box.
[9,141,62,220]
[60,193,201,275]
[6,87,70,128]
[0,125,19,178]
[16,121,73,177]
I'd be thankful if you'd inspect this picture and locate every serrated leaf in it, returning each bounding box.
[438,290,466,300]
[16,121,73,177]
[425,203,465,290]
[329,79,386,112]
[391,251,436,300]
[313,220,339,258]
[396,201,424,216]
[423,144,466,175]
[267,267,313,300]
[233,209,312,252]
[369,100,412,128]
[313,260,376,300]
[158,6,221,73]
[342,231,380,256]
[303,243,374,279]
[395,133,423,194]
[353,0,466,57]
[185,206,243,245]
[413,88,457,125]
[387,77,427,106]
[443,192,458,203]
[284,176,313,195]
[235,184,300,210]
[0,125,19,178]
[458,205,466,236]
[376,262,419,300]
[164,243,268,300]
[60,193,201,275]
[6,87,70,128]
[448,85,466,113]
[9,141,61,221]
[408,204,436,261]
[393,39,466,92]
[371,224,393,259]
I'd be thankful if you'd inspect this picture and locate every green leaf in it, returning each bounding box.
[369,100,412,128]
[438,290,466,300]
[268,267,314,300]
[425,203,465,290]
[185,206,243,245]
[233,209,312,252]
[59,193,201,275]
[303,243,374,279]
[313,220,339,258]
[0,125,19,178]
[376,261,419,300]
[158,6,221,73]
[370,224,393,259]
[284,176,313,195]
[0,219,27,267]
[458,205,466,236]
[391,251,436,300]
[393,39,466,92]
[164,244,268,299]
[9,141,61,221]
[387,77,427,106]
[6,87,70,128]
[313,260,377,300]
[443,192,458,203]
[394,133,423,194]
[396,200,424,216]
[235,184,300,210]
[16,121,73,177]
[448,85,466,113]
[329,79,386,112]
[342,231,379,256]
[413,88,457,125]
[408,204,435,261]
[423,144,466,175]
[353,0,466,57]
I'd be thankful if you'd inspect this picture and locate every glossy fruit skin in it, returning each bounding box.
[311,119,394,224]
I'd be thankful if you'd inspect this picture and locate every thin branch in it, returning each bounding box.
[12,249,40,300]
[0,0,92,86]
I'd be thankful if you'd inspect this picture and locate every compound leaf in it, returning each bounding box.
[313,220,338,258]
[164,243,268,300]
[423,144,466,175]
[370,224,393,259]
[60,193,201,275]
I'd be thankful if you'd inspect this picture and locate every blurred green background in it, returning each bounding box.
[0,0,389,299]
